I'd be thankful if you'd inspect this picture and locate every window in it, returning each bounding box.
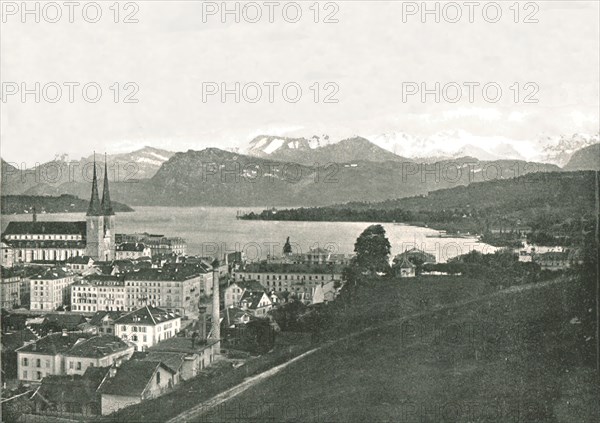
[36,359,41,368]
[46,359,50,368]
[156,371,161,385]
[37,371,42,380]
[69,361,73,369]
[22,357,29,366]
[77,362,82,370]
[23,371,28,379]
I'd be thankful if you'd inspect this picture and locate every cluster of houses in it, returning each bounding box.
[13,304,219,417]
[516,242,574,270]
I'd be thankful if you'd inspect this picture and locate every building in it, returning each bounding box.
[311,280,339,304]
[16,332,134,383]
[535,251,572,271]
[116,233,187,256]
[271,245,352,266]
[100,360,178,415]
[124,267,204,316]
[1,271,21,309]
[70,266,207,316]
[223,280,265,309]
[115,242,152,260]
[71,275,127,313]
[30,366,111,417]
[114,306,182,352]
[1,158,116,262]
[394,248,436,266]
[88,310,125,335]
[239,290,272,317]
[65,256,95,274]
[395,256,416,278]
[30,267,75,311]
[1,242,15,267]
[233,262,344,301]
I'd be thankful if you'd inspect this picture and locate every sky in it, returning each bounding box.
[1,0,599,164]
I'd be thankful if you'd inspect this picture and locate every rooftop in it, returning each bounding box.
[30,267,73,280]
[116,242,149,252]
[100,360,174,396]
[17,332,130,358]
[125,267,204,281]
[2,221,87,236]
[241,262,344,274]
[114,306,181,326]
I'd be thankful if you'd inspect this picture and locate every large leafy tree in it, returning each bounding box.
[354,224,391,274]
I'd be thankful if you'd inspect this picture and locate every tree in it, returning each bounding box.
[354,224,391,274]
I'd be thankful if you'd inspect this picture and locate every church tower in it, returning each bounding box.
[86,156,105,260]
[101,155,116,261]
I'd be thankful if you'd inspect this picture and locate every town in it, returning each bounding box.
[1,158,592,422]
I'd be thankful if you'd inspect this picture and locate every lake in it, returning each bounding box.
[1,207,495,262]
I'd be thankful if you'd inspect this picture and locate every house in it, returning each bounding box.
[65,256,95,274]
[311,281,339,304]
[114,306,181,352]
[100,360,178,415]
[239,291,272,317]
[395,256,416,278]
[223,280,265,308]
[1,270,21,309]
[221,307,253,329]
[30,366,110,417]
[16,332,134,383]
[29,267,75,311]
[88,310,125,335]
[115,243,152,260]
[148,335,219,376]
[534,251,571,271]
[394,248,436,265]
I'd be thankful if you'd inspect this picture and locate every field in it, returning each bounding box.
[184,277,598,423]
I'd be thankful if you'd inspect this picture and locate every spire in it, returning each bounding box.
[87,153,102,216]
[101,153,114,216]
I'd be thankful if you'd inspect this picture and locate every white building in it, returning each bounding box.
[16,332,133,383]
[30,268,75,311]
[114,306,182,352]
[115,242,152,260]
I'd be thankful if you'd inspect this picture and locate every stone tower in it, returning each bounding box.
[100,156,116,261]
[86,156,116,261]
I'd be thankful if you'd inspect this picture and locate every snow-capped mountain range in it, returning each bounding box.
[244,131,599,166]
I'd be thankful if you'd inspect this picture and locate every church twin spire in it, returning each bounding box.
[87,153,113,216]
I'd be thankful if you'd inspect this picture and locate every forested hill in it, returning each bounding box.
[240,171,597,241]
[1,194,134,215]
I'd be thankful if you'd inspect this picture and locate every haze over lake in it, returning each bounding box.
[1,207,495,262]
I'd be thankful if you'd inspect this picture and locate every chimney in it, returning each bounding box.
[109,365,117,378]
[209,260,220,352]
[62,329,68,337]
[198,306,207,341]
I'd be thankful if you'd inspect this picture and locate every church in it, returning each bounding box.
[2,159,116,263]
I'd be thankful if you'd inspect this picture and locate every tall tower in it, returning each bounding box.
[101,155,116,261]
[209,259,221,353]
[86,156,104,260]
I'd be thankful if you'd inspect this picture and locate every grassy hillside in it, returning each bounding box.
[191,277,597,422]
